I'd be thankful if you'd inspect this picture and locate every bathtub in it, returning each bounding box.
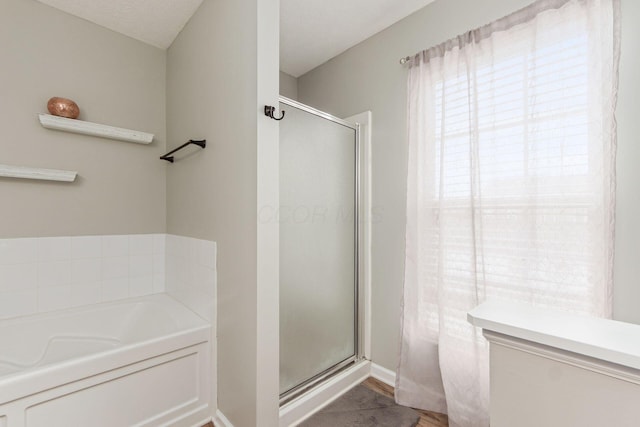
[0,294,212,427]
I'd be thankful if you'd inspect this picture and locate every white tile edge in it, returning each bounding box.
[370,362,396,387]
[38,113,154,144]
[279,360,371,427]
[0,163,77,182]
[213,409,234,427]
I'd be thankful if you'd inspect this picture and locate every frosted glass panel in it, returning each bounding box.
[279,101,357,395]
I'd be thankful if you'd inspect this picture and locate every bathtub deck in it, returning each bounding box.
[0,294,213,427]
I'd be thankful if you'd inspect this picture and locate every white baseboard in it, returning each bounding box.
[370,362,396,387]
[279,360,371,427]
[213,409,234,427]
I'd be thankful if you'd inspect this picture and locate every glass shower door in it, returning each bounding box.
[279,98,358,398]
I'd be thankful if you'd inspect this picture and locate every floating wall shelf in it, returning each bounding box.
[38,114,154,144]
[0,164,77,182]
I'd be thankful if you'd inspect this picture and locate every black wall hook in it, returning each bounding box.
[264,105,285,121]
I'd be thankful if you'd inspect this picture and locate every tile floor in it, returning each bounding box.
[362,377,448,427]
[207,377,449,427]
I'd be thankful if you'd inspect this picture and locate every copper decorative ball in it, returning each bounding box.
[47,97,80,119]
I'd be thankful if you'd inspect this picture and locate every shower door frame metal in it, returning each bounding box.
[278,96,363,404]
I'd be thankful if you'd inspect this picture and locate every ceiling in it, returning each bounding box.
[280,0,435,77]
[36,0,204,49]
[36,0,435,78]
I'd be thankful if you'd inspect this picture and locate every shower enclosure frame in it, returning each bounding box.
[278,96,365,405]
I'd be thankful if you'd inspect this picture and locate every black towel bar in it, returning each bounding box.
[160,139,206,163]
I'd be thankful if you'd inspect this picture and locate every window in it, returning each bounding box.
[430,31,599,314]
[397,1,619,423]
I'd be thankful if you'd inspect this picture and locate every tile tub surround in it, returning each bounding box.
[165,234,218,421]
[165,234,217,322]
[0,234,166,320]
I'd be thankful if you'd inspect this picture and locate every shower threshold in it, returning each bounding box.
[280,356,358,406]
[279,359,371,426]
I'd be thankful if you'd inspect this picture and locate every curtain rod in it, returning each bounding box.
[399,56,411,65]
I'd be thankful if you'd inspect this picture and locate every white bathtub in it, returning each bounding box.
[0,294,212,427]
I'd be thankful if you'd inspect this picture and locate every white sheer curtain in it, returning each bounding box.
[396,1,620,426]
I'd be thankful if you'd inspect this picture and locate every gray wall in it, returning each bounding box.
[166,0,279,425]
[611,0,640,328]
[0,0,167,238]
[298,0,640,371]
[279,71,298,99]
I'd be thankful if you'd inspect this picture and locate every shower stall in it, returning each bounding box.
[278,97,364,403]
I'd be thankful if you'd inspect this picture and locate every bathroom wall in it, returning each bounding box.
[166,0,279,425]
[610,0,640,327]
[0,0,167,238]
[2,0,278,422]
[297,0,640,372]
[279,71,298,99]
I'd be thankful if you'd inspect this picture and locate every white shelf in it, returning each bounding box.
[38,114,154,144]
[0,163,77,182]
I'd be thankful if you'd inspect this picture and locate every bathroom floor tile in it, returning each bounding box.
[362,377,448,427]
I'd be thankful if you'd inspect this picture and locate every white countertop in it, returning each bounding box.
[468,301,640,370]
